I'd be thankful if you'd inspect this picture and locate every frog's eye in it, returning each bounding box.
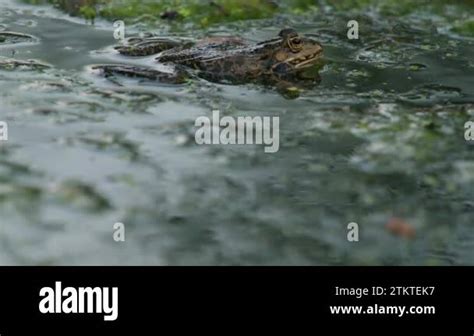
[288,37,303,52]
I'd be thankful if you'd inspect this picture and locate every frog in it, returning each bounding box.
[92,28,323,95]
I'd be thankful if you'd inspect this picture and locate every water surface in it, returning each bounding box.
[0,0,473,265]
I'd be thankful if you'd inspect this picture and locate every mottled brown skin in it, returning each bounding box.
[94,29,323,87]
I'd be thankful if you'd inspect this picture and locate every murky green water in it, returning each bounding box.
[0,0,473,265]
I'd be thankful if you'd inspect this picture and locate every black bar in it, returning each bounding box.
[0,267,472,335]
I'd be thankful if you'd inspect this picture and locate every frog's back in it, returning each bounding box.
[157,36,248,65]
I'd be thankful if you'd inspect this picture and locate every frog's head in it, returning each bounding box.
[264,28,323,74]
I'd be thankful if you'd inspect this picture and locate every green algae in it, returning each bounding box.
[452,20,474,37]
[18,0,474,40]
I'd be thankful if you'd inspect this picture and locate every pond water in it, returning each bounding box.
[0,0,473,265]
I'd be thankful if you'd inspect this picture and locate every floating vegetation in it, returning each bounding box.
[0,57,50,71]
[0,31,38,45]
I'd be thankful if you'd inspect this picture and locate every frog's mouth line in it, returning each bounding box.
[287,48,323,69]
